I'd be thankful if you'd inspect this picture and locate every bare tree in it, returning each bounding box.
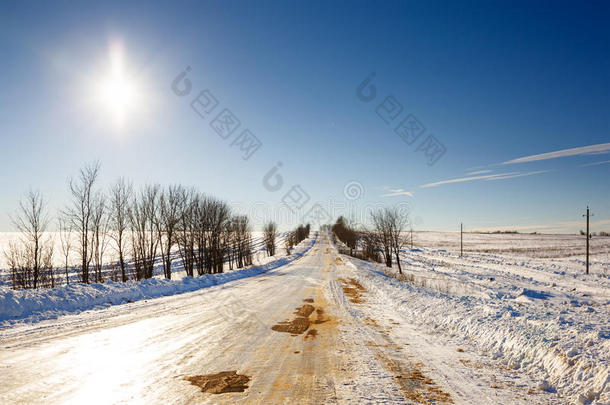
[284,231,295,255]
[58,214,73,285]
[130,185,160,280]
[176,188,197,277]
[157,185,185,279]
[295,224,311,245]
[360,226,382,263]
[371,210,393,268]
[63,162,101,283]
[263,222,277,256]
[387,207,409,273]
[371,207,409,273]
[206,198,231,274]
[4,241,23,289]
[91,193,110,283]
[109,178,133,282]
[186,194,231,275]
[231,215,252,268]
[193,194,210,275]
[5,190,54,289]
[332,217,356,255]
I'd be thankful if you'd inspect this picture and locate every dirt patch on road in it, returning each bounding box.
[294,304,315,317]
[313,308,328,325]
[272,317,311,335]
[272,297,337,336]
[303,298,314,303]
[375,351,453,404]
[339,278,366,304]
[272,301,334,335]
[304,329,318,339]
[185,371,250,394]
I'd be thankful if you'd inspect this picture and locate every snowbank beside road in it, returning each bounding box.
[0,234,317,327]
[342,254,609,405]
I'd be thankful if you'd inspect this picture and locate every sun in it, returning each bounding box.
[94,44,139,130]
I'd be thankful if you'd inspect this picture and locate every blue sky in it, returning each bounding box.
[0,0,608,232]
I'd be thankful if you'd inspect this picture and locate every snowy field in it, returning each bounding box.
[336,232,609,404]
[413,231,610,261]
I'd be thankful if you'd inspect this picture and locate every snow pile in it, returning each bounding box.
[342,251,609,404]
[0,234,317,326]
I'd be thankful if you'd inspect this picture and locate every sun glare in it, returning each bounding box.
[94,44,139,130]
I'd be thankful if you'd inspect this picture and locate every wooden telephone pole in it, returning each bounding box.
[460,223,463,257]
[583,207,593,275]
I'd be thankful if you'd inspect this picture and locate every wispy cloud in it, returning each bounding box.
[486,170,550,181]
[381,188,413,197]
[421,170,549,188]
[502,142,610,165]
[466,169,492,175]
[581,160,610,167]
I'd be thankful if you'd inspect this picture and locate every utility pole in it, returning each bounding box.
[583,207,593,275]
[460,222,463,257]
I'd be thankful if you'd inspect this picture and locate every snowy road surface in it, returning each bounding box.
[0,234,563,404]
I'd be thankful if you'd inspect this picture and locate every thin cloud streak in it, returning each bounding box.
[581,160,610,167]
[421,170,549,188]
[502,142,610,165]
[486,170,550,181]
[466,169,492,175]
[381,188,413,197]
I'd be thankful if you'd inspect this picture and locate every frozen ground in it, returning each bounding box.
[0,232,607,404]
[412,231,610,261]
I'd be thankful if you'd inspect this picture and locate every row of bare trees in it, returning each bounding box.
[331,207,409,274]
[284,224,311,254]
[332,216,357,255]
[4,162,261,289]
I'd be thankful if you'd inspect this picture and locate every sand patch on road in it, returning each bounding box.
[313,308,328,324]
[339,277,366,304]
[375,351,453,404]
[271,301,333,335]
[295,304,315,317]
[305,329,318,339]
[185,371,250,394]
[272,317,311,335]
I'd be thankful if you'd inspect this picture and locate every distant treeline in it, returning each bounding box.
[580,230,610,237]
[473,230,536,234]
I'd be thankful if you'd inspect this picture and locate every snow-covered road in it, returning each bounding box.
[0,234,562,404]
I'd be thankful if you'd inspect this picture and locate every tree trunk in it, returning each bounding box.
[395,251,402,274]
